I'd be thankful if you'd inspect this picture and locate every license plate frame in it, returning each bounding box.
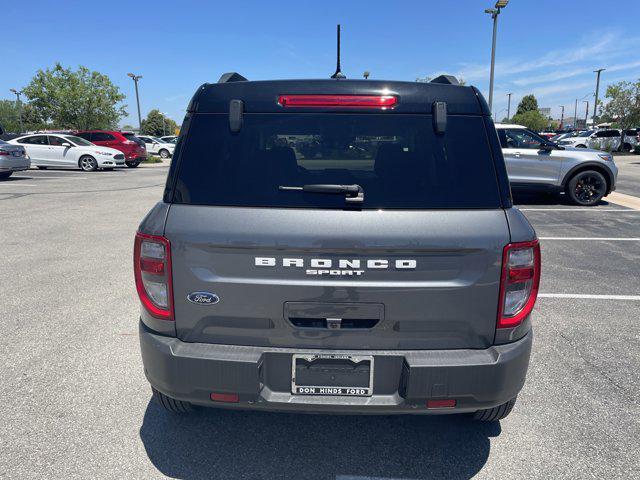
[291,353,374,396]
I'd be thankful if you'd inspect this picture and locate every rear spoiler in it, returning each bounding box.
[218,72,248,83]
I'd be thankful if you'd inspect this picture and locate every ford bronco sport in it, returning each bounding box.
[136,73,540,421]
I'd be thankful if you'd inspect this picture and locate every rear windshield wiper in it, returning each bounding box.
[279,184,364,204]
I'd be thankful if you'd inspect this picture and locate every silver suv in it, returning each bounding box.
[136,74,538,421]
[496,124,618,205]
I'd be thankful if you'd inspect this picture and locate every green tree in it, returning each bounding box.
[516,94,539,115]
[141,109,178,136]
[23,63,126,130]
[601,80,640,130]
[0,99,45,133]
[510,110,548,132]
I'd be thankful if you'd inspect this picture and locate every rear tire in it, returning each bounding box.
[0,171,12,179]
[125,160,140,168]
[159,149,170,159]
[473,397,517,421]
[37,166,47,170]
[576,144,587,148]
[566,170,607,206]
[79,155,98,172]
[152,387,194,413]
[622,142,632,153]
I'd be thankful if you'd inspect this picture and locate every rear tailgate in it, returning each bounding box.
[166,206,508,350]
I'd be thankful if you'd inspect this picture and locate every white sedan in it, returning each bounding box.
[136,135,175,158]
[9,134,125,171]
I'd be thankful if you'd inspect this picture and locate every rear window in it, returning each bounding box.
[173,114,501,209]
[123,133,145,146]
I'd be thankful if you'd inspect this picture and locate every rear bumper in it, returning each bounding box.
[140,321,532,414]
[0,158,30,172]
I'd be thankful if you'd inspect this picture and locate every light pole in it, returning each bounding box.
[593,68,605,124]
[160,112,169,136]
[9,88,23,134]
[506,92,512,121]
[583,100,589,126]
[485,0,509,112]
[573,99,578,129]
[559,105,565,129]
[127,73,143,131]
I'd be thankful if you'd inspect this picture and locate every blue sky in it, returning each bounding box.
[3,0,640,126]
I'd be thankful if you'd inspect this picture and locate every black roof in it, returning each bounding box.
[187,78,490,116]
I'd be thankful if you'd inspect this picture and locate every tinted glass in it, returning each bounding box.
[64,135,92,146]
[76,132,92,140]
[497,129,508,148]
[173,114,501,209]
[48,136,67,146]
[19,135,48,145]
[123,133,145,146]
[92,132,115,141]
[504,129,544,149]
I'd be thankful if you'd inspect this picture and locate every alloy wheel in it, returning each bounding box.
[574,174,605,204]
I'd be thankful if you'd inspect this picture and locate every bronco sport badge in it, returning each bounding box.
[254,257,416,276]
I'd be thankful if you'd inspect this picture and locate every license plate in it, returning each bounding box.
[291,353,374,396]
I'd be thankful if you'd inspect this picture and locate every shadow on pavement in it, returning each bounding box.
[140,400,500,480]
[0,176,33,181]
[512,190,610,207]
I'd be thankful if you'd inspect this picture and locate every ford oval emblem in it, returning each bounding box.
[187,292,220,305]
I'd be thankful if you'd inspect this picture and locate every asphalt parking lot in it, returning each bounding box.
[1,157,639,479]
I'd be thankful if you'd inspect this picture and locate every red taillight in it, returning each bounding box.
[0,150,9,156]
[497,240,541,329]
[278,94,397,109]
[134,232,174,321]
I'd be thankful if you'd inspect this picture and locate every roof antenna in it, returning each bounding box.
[331,24,346,79]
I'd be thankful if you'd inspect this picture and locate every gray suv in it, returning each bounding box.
[136,74,539,421]
[496,124,618,205]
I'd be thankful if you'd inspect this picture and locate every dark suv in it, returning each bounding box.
[74,130,146,167]
[135,73,540,421]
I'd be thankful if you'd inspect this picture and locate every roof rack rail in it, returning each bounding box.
[217,72,248,83]
[429,75,460,86]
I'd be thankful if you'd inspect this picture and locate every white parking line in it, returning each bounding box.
[539,293,640,301]
[539,237,640,241]
[520,208,637,212]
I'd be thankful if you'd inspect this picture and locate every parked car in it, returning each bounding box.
[9,134,125,171]
[557,128,632,152]
[538,131,557,140]
[0,140,30,179]
[496,124,617,205]
[549,131,578,142]
[137,73,539,421]
[622,128,639,151]
[160,135,178,143]
[74,130,146,167]
[136,135,175,158]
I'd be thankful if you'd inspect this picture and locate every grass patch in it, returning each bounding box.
[142,156,164,164]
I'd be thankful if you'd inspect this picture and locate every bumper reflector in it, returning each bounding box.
[210,392,240,403]
[426,399,456,409]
